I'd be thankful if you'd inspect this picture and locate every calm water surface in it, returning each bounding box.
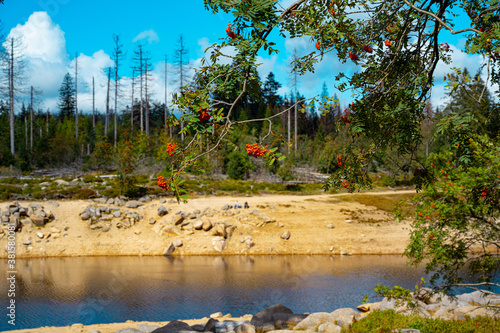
[1,255,429,330]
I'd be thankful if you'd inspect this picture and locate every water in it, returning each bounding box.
[1,255,430,330]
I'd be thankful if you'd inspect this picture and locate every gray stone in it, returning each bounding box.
[22,240,31,245]
[245,237,255,249]
[379,297,396,311]
[115,329,141,333]
[203,318,219,333]
[251,304,294,332]
[159,198,166,204]
[330,308,360,328]
[190,324,204,332]
[293,312,335,331]
[210,312,223,318]
[100,214,114,221]
[222,204,232,211]
[87,330,102,333]
[29,203,43,210]
[158,205,168,217]
[193,209,201,215]
[269,205,276,209]
[327,224,335,229]
[112,210,122,218]
[149,217,156,225]
[163,242,175,256]
[94,198,107,204]
[126,200,145,208]
[250,210,262,215]
[212,223,227,238]
[30,214,47,226]
[102,225,111,232]
[106,198,114,205]
[137,324,161,333]
[55,179,70,186]
[115,198,125,206]
[235,323,256,333]
[174,240,183,247]
[272,313,309,328]
[280,231,291,240]
[151,320,192,333]
[318,323,341,333]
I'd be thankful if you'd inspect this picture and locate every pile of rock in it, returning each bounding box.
[86,297,500,333]
[79,204,145,231]
[359,289,500,321]
[0,202,55,235]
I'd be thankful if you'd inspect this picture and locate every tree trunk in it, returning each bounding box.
[131,70,134,135]
[105,68,110,137]
[140,47,144,134]
[92,77,95,129]
[114,54,118,147]
[145,61,149,136]
[30,86,33,152]
[75,52,78,139]
[9,38,15,156]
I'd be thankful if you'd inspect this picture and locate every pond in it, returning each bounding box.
[2,255,430,330]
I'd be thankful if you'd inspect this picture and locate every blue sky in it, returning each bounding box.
[1,0,495,114]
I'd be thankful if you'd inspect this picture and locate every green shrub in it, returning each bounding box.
[74,188,97,199]
[224,151,254,180]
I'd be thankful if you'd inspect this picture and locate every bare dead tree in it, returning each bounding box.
[92,76,95,129]
[105,67,111,137]
[112,34,126,146]
[131,69,134,135]
[172,34,191,142]
[74,52,78,139]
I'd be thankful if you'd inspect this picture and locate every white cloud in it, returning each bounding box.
[132,30,159,44]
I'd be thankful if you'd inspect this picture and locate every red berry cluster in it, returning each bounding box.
[226,23,237,39]
[198,108,210,122]
[166,142,178,157]
[157,176,169,190]
[246,143,267,157]
[316,41,321,50]
[349,52,359,61]
[342,179,349,189]
[362,45,373,53]
[384,40,393,47]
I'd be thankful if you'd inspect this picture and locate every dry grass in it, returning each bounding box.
[335,192,416,212]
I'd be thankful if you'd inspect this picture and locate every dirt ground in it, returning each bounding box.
[0,191,415,333]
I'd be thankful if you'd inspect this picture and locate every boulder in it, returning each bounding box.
[212,237,226,252]
[293,312,335,331]
[115,329,141,333]
[136,324,161,333]
[193,220,203,230]
[235,323,256,333]
[379,297,396,311]
[55,179,69,186]
[126,201,145,208]
[202,220,213,231]
[222,204,232,211]
[212,223,227,238]
[330,308,360,328]
[112,210,122,218]
[159,198,166,204]
[163,242,175,256]
[151,320,193,333]
[30,214,47,226]
[203,318,219,332]
[106,198,115,205]
[158,205,168,217]
[272,313,308,328]
[318,323,342,333]
[280,231,291,240]
[173,215,185,226]
[174,240,183,247]
[251,304,294,332]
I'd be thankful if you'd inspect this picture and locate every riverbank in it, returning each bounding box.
[0,192,415,258]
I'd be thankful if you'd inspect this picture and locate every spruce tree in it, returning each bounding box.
[57,73,76,122]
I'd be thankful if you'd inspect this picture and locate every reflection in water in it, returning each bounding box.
[1,255,426,330]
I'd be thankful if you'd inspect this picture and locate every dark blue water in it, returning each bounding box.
[0,255,479,331]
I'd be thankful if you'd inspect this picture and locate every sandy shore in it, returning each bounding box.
[1,191,415,333]
[0,192,415,258]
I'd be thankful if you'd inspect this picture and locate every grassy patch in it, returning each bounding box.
[345,309,500,333]
[335,193,415,212]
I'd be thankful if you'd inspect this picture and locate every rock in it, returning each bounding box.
[151,320,193,333]
[212,223,227,238]
[115,329,141,333]
[21,218,33,227]
[272,313,309,328]
[100,214,114,221]
[174,240,183,247]
[55,179,69,186]
[202,220,213,231]
[126,201,145,208]
[203,318,219,332]
[36,232,44,239]
[163,242,175,256]
[159,198,166,204]
[280,231,291,240]
[293,312,335,331]
[160,227,180,237]
[251,304,294,332]
[30,214,47,226]
[245,237,255,249]
[250,210,261,215]
[22,240,31,245]
[379,297,396,311]
[94,198,107,204]
[212,237,226,252]
[137,324,161,333]
[190,324,205,332]
[330,308,360,328]
[158,205,168,217]
[210,312,223,319]
[318,322,342,333]
[87,330,102,333]
[112,210,122,218]
[102,225,110,232]
[115,198,125,206]
[173,215,185,226]
[149,217,156,225]
[193,220,203,230]
[235,323,256,333]
[222,204,232,211]
[327,224,335,229]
